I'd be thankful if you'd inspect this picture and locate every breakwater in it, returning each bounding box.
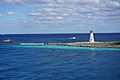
[48,42,120,48]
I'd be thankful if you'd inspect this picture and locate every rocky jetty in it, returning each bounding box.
[48,42,120,48]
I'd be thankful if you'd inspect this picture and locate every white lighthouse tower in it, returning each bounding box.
[89,30,95,42]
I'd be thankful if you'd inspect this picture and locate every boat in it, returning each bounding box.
[3,39,13,43]
[72,37,76,39]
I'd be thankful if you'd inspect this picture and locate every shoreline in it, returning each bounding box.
[3,42,120,48]
[48,42,120,48]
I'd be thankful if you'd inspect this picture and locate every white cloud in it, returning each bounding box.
[110,1,120,7]
[25,0,120,26]
[1,0,26,4]
[56,16,63,19]
[29,12,42,16]
[43,8,52,11]
[8,11,16,15]
[62,13,70,16]
[87,0,100,4]
[1,0,120,28]
[23,20,29,23]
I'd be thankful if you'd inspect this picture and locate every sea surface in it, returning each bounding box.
[0,33,120,80]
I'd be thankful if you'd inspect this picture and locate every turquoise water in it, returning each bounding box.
[15,45,120,51]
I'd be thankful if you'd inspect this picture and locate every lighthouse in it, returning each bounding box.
[89,30,95,42]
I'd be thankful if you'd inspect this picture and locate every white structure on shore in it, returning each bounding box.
[89,30,95,42]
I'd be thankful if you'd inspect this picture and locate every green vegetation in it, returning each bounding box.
[112,42,120,45]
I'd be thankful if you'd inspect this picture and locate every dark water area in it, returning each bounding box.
[0,33,120,80]
[0,33,120,43]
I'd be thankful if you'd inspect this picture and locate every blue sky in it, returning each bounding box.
[0,0,120,34]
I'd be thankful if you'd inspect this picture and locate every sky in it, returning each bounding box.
[0,0,120,34]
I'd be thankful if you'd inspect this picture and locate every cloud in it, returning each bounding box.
[1,0,120,28]
[25,0,120,26]
[8,11,16,15]
[109,1,120,7]
[29,12,42,16]
[0,0,26,4]
[56,16,63,20]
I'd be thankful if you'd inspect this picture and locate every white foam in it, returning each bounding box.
[20,43,44,46]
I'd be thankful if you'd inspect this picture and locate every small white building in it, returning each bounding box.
[89,30,95,42]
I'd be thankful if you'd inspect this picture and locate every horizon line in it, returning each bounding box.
[0,32,120,35]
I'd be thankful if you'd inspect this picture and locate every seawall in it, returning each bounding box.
[48,42,120,48]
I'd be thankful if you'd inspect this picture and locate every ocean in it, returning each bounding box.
[0,33,120,80]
